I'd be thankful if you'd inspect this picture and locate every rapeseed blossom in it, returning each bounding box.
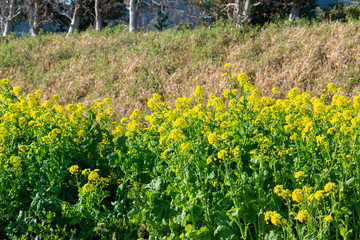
[292,189,303,202]
[297,210,309,223]
[265,211,287,226]
[69,165,80,175]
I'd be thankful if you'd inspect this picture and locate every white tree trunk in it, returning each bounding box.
[95,0,103,31]
[243,0,252,25]
[67,9,81,36]
[2,19,13,37]
[235,0,242,27]
[30,2,40,37]
[289,0,302,22]
[129,0,137,32]
[30,27,38,37]
[2,0,16,36]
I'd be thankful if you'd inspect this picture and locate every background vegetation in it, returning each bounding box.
[2,19,360,118]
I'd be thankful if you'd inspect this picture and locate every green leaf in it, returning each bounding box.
[127,208,143,224]
[214,225,235,239]
[107,152,119,168]
[265,230,281,240]
[346,177,356,185]
[150,198,170,221]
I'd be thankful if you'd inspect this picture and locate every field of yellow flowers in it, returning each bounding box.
[0,64,359,239]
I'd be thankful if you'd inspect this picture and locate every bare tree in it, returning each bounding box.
[24,0,53,37]
[124,0,177,32]
[0,0,22,36]
[52,0,87,36]
[94,0,102,30]
[125,0,138,32]
[289,0,303,22]
[191,0,260,26]
[88,0,118,31]
[242,0,251,24]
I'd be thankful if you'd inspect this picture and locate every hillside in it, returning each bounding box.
[1,21,360,118]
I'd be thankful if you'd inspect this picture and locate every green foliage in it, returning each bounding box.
[2,66,360,238]
[317,3,360,22]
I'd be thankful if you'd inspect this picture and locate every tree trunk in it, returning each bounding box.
[129,0,137,32]
[289,0,302,22]
[30,2,40,37]
[67,8,81,36]
[243,0,252,25]
[95,0,103,31]
[235,0,242,27]
[3,0,16,36]
[30,27,38,37]
[2,20,14,37]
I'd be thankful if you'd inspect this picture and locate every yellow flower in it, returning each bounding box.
[233,146,240,157]
[18,145,29,153]
[13,86,22,97]
[120,117,128,123]
[326,83,337,92]
[194,86,205,99]
[66,104,76,112]
[223,89,231,98]
[206,156,213,164]
[308,193,315,201]
[237,73,249,85]
[224,63,232,69]
[314,190,325,200]
[80,183,94,194]
[324,182,337,193]
[217,149,228,160]
[82,168,91,176]
[274,185,284,196]
[207,132,218,146]
[274,185,291,198]
[297,210,309,223]
[327,127,336,134]
[265,211,287,226]
[130,109,141,120]
[181,142,191,153]
[99,177,110,186]
[18,117,27,127]
[69,165,80,175]
[103,98,112,105]
[271,212,287,226]
[88,169,100,182]
[27,93,36,102]
[10,156,21,166]
[173,118,188,129]
[126,120,140,131]
[272,87,279,94]
[35,90,42,96]
[287,87,300,98]
[294,171,305,180]
[316,135,325,147]
[292,189,303,202]
[51,94,60,103]
[77,130,86,138]
[325,215,333,222]
[169,129,184,140]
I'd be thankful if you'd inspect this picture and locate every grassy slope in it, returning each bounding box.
[1,21,360,118]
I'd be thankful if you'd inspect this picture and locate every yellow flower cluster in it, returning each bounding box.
[264,211,287,226]
[69,165,80,175]
[297,210,309,223]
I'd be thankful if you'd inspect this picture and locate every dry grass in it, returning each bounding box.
[1,21,360,118]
